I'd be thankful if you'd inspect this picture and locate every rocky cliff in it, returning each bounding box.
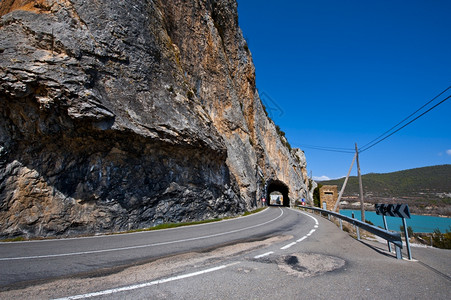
[0,0,309,239]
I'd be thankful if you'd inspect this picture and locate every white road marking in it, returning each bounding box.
[1,208,285,261]
[284,208,320,245]
[307,229,316,236]
[0,208,271,245]
[296,236,307,243]
[53,262,240,300]
[280,242,297,250]
[293,208,319,226]
[254,251,274,259]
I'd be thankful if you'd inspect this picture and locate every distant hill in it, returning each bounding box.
[318,165,451,216]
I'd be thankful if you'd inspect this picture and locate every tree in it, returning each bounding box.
[313,184,323,207]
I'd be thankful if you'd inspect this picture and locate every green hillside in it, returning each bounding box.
[319,165,451,204]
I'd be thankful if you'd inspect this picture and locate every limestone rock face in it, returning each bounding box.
[0,0,308,238]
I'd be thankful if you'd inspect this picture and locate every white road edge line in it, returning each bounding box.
[0,208,285,261]
[0,208,271,245]
[292,208,319,226]
[307,229,316,236]
[254,251,274,259]
[296,236,307,243]
[280,242,297,250]
[53,262,240,300]
[287,208,320,244]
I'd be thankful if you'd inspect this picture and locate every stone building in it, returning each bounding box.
[320,185,338,211]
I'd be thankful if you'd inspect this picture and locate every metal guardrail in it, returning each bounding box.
[299,206,404,259]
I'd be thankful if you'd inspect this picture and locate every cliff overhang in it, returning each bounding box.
[0,0,309,239]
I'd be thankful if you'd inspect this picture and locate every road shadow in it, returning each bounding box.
[356,239,399,259]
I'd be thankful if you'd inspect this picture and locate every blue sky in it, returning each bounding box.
[237,0,451,180]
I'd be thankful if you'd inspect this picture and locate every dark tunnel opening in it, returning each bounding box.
[266,179,290,207]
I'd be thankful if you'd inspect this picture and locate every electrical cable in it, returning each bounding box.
[360,85,451,150]
[299,144,354,153]
[360,95,451,153]
[298,85,451,155]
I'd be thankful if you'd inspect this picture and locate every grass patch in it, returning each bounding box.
[126,207,267,234]
[123,218,223,234]
[0,236,26,242]
[243,207,266,216]
[1,208,269,242]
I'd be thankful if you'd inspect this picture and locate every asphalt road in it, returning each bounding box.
[1,207,450,299]
[0,207,303,288]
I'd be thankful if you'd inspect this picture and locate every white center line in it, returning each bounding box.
[53,262,240,300]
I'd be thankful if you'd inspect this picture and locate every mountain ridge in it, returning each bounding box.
[318,164,451,216]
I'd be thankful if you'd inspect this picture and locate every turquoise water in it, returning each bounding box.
[340,210,451,233]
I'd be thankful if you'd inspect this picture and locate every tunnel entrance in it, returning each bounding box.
[266,179,290,207]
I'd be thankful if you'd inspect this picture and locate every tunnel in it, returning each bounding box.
[266,179,290,207]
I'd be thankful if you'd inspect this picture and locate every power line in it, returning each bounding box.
[360,85,451,150]
[299,85,451,155]
[299,144,354,153]
[360,94,451,153]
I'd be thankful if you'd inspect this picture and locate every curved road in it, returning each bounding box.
[0,207,313,288]
[2,207,450,299]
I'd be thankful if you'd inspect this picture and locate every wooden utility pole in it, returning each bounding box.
[333,153,356,212]
[355,143,365,222]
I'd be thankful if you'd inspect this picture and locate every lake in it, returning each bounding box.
[340,209,451,233]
